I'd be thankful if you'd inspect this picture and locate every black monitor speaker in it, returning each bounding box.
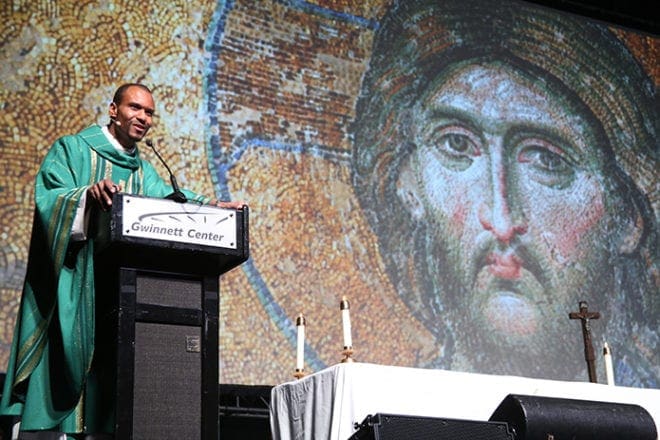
[489,394,657,440]
[349,413,514,439]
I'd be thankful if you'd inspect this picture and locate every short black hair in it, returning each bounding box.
[112,83,152,105]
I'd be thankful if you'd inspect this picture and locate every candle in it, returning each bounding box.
[603,342,615,386]
[340,296,352,348]
[296,314,305,371]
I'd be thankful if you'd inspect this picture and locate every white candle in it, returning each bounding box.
[340,296,352,348]
[603,342,615,386]
[296,314,305,371]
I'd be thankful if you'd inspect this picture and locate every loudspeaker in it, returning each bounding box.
[132,322,202,439]
[489,394,657,440]
[96,268,220,440]
[349,413,514,440]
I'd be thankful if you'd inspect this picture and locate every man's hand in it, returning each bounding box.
[87,178,122,211]
[210,199,247,210]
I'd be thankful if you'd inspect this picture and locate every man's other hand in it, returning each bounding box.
[87,178,122,211]
[210,200,246,210]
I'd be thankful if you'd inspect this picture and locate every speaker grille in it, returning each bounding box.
[136,274,202,309]
[132,322,202,440]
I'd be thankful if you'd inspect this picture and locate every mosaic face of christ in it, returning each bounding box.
[394,60,616,377]
[351,0,657,384]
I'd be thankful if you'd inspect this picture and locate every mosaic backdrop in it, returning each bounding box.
[0,0,658,387]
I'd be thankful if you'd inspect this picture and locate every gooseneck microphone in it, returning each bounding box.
[145,139,188,203]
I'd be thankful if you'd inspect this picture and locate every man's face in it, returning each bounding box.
[396,61,614,377]
[109,86,155,148]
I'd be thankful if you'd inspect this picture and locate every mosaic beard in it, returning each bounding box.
[408,228,613,381]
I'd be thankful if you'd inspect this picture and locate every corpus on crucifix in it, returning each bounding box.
[569,301,601,383]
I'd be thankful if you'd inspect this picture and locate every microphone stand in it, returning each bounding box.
[145,139,187,203]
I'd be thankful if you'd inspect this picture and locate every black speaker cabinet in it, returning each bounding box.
[92,267,222,440]
[349,413,514,440]
[489,394,657,440]
[122,270,216,440]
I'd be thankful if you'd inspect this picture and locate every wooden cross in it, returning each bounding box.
[569,301,601,383]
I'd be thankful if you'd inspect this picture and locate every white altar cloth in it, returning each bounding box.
[270,362,659,440]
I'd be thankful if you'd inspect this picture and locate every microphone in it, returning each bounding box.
[145,139,187,203]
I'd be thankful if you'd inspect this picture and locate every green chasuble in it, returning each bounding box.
[0,125,209,434]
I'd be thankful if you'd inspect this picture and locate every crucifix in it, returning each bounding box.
[569,301,601,383]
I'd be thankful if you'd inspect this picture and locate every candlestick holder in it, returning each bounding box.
[341,347,355,363]
[293,368,306,379]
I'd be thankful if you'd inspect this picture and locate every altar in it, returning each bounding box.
[269,363,660,440]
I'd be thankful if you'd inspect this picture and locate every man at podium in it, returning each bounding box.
[0,83,243,439]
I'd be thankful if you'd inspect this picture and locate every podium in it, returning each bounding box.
[94,194,249,440]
